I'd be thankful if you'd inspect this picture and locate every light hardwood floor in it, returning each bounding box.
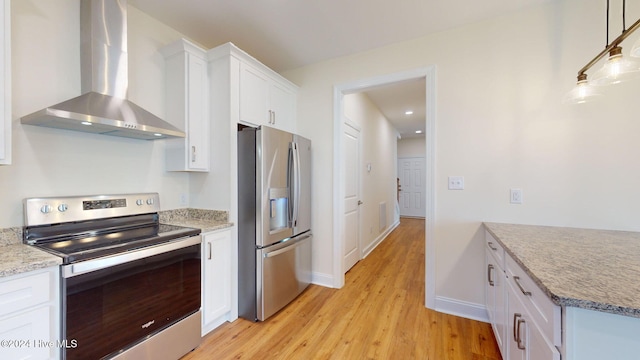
[183,218,501,360]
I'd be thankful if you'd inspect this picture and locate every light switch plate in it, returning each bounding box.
[448,176,464,190]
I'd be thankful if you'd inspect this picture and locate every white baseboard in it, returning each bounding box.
[362,219,400,258]
[311,271,335,288]
[435,296,489,323]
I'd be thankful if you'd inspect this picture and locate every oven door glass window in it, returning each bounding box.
[63,244,200,360]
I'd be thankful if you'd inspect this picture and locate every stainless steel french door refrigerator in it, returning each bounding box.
[238,125,312,321]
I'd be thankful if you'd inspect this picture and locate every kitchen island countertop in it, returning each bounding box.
[484,222,640,318]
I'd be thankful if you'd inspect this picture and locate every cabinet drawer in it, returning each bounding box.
[0,306,51,360]
[0,271,51,317]
[485,230,505,266]
[506,254,561,347]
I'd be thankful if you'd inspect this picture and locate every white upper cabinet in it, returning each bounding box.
[238,55,297,132]
[161,39,210,172]
[239,62,269,126]
[268,79,296,132]
[0,0,10,165]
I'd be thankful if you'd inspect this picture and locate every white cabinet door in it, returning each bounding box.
[0,306,51,360]
[202,229,232,335]
[507,279,560,360]
[494,261,506,359]
[486,250,496,324]
[507,281,528,360]
[239,62,269,127]
[239,61,296,133]
[486,250,506,355]
[185,53,209,171]
[0,0,10,165]
[269,80,295,133]
[162,39,209,172]
[0,267,60,360]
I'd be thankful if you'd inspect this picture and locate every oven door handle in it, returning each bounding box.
[62,235,202,278]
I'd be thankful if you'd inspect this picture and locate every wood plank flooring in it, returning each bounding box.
[183,218,501,360]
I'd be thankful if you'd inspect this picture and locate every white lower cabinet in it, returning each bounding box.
[485,239,506,358]
[0,267,60,360]
[506,279,560,360]
[486,230,560,360]
[201,228,232,335]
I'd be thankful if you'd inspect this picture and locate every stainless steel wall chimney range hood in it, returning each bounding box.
[21,0,185,140]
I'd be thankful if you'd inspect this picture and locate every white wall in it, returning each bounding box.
[343,92,399,254]
[282,0,640,315]
[0,1,192,227]
[398,137,426,158]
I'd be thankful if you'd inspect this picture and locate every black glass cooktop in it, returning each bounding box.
[27,217,200,264]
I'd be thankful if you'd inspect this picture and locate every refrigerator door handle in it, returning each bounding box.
[289,142,301,228]
[263,235,311,258]
[294,142,301,228]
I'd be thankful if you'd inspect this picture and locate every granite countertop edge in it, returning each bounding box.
[484,222,640,319]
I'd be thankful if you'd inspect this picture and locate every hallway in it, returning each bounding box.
[183,218,501,359]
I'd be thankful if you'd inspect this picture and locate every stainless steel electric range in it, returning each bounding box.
[23,193,202,360]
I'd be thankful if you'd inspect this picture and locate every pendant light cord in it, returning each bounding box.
[606,0,610,46]
[623,0,626,31]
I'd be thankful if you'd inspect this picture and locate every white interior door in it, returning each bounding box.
[343,120,361,273]
[398,157,426,218]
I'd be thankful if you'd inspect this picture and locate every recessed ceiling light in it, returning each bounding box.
[415,130,423,134]
[405,110,414,115]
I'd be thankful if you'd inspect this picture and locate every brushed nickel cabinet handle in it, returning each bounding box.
[208,242,212,260]
[488,241,498,251]
[513,313,521,342]
[517,318,526,350]
[191,146,196,162]
[513,276,532,296]
[487,264,495,286]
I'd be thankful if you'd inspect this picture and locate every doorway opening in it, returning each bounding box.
[332,66,436,309]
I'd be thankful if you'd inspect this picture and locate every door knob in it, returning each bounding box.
[357,200,363,205]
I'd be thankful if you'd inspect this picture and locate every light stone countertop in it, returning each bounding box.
[484,222,640,318]
[0,244,62,278]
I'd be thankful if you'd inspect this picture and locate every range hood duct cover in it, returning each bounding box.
[20,0,185,140]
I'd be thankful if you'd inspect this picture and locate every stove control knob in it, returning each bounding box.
[40,205,52,214]
[57,204,68,212]
[146,198,155,205]
[136,199,144,206]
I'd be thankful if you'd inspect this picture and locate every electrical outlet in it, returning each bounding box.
[180,193,188,206]
[448,176,464,190]
[510,188,523,204]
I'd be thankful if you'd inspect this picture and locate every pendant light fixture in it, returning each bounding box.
[566,0,640,103]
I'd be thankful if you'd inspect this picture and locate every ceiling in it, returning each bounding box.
[361,78,426,139]
[128,0,554,138]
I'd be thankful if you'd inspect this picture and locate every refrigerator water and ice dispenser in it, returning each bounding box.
[269,187,289,233]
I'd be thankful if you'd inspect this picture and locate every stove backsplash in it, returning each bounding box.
[158,208,228,223]
[0,227,22,246]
